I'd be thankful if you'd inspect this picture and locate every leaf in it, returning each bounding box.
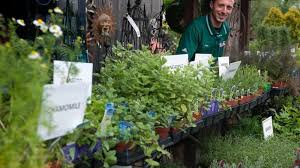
[181,104,187,113]
[103,141,110,151]
[145,158,160,166]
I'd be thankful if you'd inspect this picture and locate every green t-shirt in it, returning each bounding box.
[176,15,230,61]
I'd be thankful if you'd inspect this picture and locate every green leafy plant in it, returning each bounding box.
[0,8,84,168]
[199,134,298,168]
[273,101,300,140]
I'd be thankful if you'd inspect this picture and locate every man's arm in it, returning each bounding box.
[176,21,200,61]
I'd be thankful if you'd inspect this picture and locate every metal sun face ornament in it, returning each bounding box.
[91,7,115,46]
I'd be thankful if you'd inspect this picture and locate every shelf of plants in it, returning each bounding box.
[62,87,290,167]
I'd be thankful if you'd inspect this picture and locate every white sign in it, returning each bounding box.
[190,54,212,67]
[126,14,141,37]
[262,116,274,140]
[222,61,241,80]
[37,83,88,140]
[218,56,229,77]
[53,60,93,101]
[163,54,189,70]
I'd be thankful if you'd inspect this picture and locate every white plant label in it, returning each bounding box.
[53,60,93,101]
[37,83,88,140]
[262,116,274,140]
[163,54,189,70]
[222,61,241,80]
[218,56,229,77]
[190,54,213,68]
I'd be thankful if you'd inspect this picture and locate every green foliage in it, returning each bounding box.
[81,43,217,167]
[217,65,267,101]
[263,7,285,26]
[229,117,263,138]
[246,24,295,81]
[199,116,299,167]
[209,157,265,168]
[0,9,82,168]
[285,7,300,42]
[251,1,279,29]
[199,134,299,168]
[159,161,186,168]
[273,97,300,140]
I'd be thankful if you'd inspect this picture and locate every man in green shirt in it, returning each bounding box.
[176,0,235,61]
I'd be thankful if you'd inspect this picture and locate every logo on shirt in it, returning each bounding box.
[219,41,226,48]
[182,48,187,53]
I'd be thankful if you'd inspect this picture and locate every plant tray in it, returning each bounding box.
[271,87,288,95]
[262,92,269,102]
[190,120,204,134]
[256,95,263,105]
[213,111,225,124]
[249,99,257,109]
[224,109,231,119]
[239,102,250,113]
[116,147,145,166]
[158,137,174,148]
[203,115,213,127]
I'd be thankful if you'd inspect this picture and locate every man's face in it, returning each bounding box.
[210,0,234,24]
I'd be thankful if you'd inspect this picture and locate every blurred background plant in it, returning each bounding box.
[0,8,82,168]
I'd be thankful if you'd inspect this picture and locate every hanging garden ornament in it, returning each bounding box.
[91,6,115,47]
[35,0,52,6]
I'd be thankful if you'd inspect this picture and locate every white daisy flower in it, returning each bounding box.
[33,19,48,33]
[54,7,63,14]
[49,25,63,37]
[28,51,41,59]
[33,19,45,27]
[16,19,25,26]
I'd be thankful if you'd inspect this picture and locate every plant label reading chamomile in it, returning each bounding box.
[37,83,88,140]
[53,60,93,101]
[222,61,241,80]
[218,56,229,77]
[163,54,189,70]
[190,54,213,67]
[262,116,274,140]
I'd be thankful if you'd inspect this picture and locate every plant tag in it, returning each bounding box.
[37,82,88,140]
[218,56,229,77]
[119,121,132,140]
[190,54,212,67]
[100,103,115,135]
[163,54,189,70]
[262,116,274,140]
[222,61,241,80]
[53,60,93,102]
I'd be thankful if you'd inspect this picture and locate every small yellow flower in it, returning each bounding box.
[28,51,41,60]
[54,7,63,14]
[16,19,25,26]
